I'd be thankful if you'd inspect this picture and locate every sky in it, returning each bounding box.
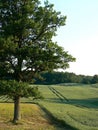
[45,0,98,76]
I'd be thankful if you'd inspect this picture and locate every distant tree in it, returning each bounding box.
[81,76,92,84]
[91,75,98,84]
[0,0,75,122]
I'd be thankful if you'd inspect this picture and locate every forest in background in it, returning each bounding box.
[35,71,98,85]
[1,71,98,85]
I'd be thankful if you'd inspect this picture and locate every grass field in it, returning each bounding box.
[0,84,98,130]
[0,103,63,130]
[37,84,98,130]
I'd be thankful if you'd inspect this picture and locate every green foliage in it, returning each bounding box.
[0,0,75,82]
[0,0,75,122]
[35,71,93,84]
[0,80,42,100]
[91,75,98,84]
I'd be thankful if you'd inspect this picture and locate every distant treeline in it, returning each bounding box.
[35,72,98,84]
[1,71,98,85]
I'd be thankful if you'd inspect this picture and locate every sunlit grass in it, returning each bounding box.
[38,84,98,130]
[0,103,56,130]
[1,84,98,130]
[53,85,98,99]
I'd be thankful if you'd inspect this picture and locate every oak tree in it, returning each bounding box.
[0,0,75,122]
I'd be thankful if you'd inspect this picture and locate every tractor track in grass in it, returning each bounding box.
[48,86,69,102]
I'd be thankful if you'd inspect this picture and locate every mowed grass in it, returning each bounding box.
[38,84,98,130]
[0,103,59,130]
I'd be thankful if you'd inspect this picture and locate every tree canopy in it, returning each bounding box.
[0,0,75,81]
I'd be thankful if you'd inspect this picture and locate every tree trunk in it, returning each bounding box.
[13,96,21,123]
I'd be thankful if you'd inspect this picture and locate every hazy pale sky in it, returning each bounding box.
[47,0,98,76]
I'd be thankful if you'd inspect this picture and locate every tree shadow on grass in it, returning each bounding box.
[45,97,98,109]
[68,98,98,108]
[39,103,78,130]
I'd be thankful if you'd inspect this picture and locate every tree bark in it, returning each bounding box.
[13,96,21,123]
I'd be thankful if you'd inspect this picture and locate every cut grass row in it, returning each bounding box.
[0,103,61,130]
